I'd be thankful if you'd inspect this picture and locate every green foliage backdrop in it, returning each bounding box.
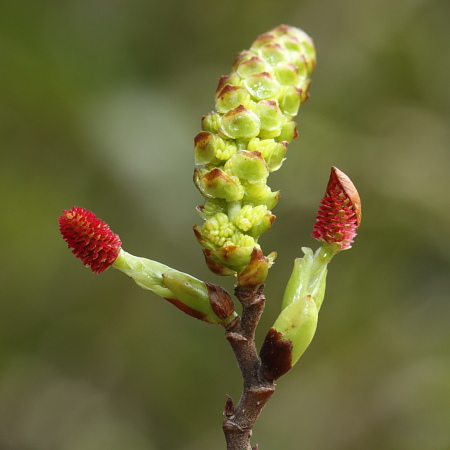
[1,0,449,448]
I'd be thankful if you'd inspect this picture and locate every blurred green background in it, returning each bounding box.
[1,0,450,448]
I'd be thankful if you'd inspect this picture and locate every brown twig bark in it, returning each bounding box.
[222,284,275,450]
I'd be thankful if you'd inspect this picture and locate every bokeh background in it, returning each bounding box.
[2,0,450,448]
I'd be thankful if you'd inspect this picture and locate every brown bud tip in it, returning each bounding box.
[260,328,293,381]
[224,395,235,418]
[205,282,235,319]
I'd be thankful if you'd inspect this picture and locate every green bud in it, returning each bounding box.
[241,180,280,209]
[215,73,242,97]
[194,132,237,165]
[194,132,220,165]
[215,84,251,114]
[253,100,284,139]
[194,168,244,202]
[274,61,300,86]
[225,150,269,183]
[276,117,298,142]
[219,105,261,140]
[231,50,256,72]
[247,138,287,171]
[279,85,302,117]
[244,72,281,101]
[257,42,289,65]
[236,56,270,78]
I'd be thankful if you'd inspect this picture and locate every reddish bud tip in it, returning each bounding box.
[312,167,361,250]
[59,206,122,273]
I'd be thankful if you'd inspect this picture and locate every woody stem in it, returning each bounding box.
[223,284,275,450]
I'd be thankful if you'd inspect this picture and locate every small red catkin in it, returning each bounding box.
[59,206,122,273]
[312,167,361,250]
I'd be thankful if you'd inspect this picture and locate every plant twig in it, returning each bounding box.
[223,285,275,450]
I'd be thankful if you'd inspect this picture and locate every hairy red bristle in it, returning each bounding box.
[59,206,122,273]
[312,167,361,250]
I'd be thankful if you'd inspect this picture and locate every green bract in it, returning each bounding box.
[113,250,237,325]
[193,25,316,282]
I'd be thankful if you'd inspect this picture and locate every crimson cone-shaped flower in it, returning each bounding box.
[59,206,122,273]
[312,167,361,252]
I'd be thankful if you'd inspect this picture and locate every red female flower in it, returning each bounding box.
[59,206,122,273]
[312,167,361,250]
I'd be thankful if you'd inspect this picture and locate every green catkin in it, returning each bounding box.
[193,25,316,277]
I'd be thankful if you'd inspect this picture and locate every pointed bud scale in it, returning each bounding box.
[312,167,361,251]
[59,206,122,274]
[205,282,236,320]
[193,224,216,250]
[202,249,237,276]
[237,247,270,287]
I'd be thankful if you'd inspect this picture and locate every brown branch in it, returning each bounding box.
[222,284,275,450]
